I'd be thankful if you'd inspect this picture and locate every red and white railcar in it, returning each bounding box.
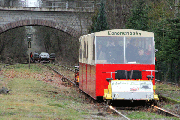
[78,29,159,101]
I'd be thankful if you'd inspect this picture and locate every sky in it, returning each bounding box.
[21,0,40,7]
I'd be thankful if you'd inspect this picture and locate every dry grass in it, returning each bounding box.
[1,64,178,119]
[156,82,180,102]
[0,64,107,120]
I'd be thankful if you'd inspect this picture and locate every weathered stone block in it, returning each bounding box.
[0,8,92,37]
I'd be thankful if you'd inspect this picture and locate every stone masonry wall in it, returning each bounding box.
[0,8,93,37]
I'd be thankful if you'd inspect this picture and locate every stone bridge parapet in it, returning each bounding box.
[0,7,93,37]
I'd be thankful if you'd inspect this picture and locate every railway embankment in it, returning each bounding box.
[156,82,180,103]
[0,63,179,119]
[0,64,122,119]
[156,82,180,115]
[47,63,179,119]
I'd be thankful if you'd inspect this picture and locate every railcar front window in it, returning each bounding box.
[96,36,124,64]
[125,37,154,64]
[95,36,154,64]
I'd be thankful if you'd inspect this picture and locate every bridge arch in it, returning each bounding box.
[0,19,81,38]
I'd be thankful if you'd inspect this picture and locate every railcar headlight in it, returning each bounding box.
[114,93,119,98]
[106,78,113,82]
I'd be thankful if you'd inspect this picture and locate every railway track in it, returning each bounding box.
[46,63,131,119]
[48,65,76,86]
[1,63,179,119]
[153,105,180,118]
[107,105,131,120]
[46,63,180,119]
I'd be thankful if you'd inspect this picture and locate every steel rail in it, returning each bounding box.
[46,64,180,119]
[46,65,76,86]
[108,105,130,120]
[53,63,75,73]
[153,106,180,118]
[48,64,132,119]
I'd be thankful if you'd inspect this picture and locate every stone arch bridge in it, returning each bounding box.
[0,7,94,38]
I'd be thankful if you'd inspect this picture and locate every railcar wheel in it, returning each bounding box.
[153,100,158,106]
[106,100,111,105]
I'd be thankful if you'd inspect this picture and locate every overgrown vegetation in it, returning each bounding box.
[1,64,178,119]
[156,83,180,103]
[89,0,109,33]
[124,0,180,83]
[0,0,179,83]
[34,26,79,64]
[0,64,95,119]
[0,27,27,64]
[89,0,180,83]
[127,111,179,120]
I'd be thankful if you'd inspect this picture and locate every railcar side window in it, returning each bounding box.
[87,41,88,59]
[79,41,82,62]
[93,37,95,60]
[83,41,86,59]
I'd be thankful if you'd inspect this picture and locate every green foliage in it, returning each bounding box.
[88,9,99,33]
[125,0,179,83]
[156,83,180,102]
[148,1,174,31]
[89,0,109,33]
[127,111,178,119]
[126,0,149,31]
[154,17,180,82]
